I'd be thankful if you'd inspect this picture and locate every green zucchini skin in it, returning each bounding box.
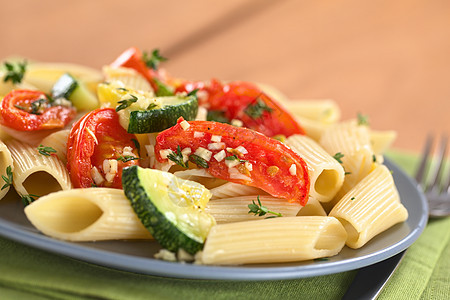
[51,73,78,99]
[122,166,204,255]
[127,96,198,133]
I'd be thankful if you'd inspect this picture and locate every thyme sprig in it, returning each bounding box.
[1,166,13,190]
[189,154,209,168]
[21,194,39,206]
[3,60,27,84]
[244,97,273,119]
[333,152,344,164]
[37,145,57,156]
[116,156,140,163]
[143,49,167,70]
[116,94,138,112]
[167,146,189,168]
[248,195,283,218]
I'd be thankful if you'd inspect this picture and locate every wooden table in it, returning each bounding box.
[1,0,449,152]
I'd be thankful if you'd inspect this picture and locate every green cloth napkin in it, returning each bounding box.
[0,151,448,300]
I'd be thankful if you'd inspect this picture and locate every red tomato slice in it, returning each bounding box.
[109,47,164,92]
[67,108,140,188]
[175,79,305,137]
[155,118,310,205]
[0,89,76,131]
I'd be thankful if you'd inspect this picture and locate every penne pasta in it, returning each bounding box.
[329,164,408,249]
[295,116,332,142]
[205,195,302,224]
[0,140,14,200]
[6,139,72,199]
[102,66,153,92]
[39,129,70,164]
[296,196,327,217]
[24,188,152,241]
[370,129,397,156]
[284,100,341,124]
[286,134,345,203]
[210,182,268,199]
[200,216,347,265]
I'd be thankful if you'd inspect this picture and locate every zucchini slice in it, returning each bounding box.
[51,73,99,111]
[122,166,216,255]
[117,94,198,133]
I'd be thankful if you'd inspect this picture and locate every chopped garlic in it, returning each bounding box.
[207,142,225,151]
[181,147,192,162]
[194,131,205,138]
[245,161,253,171]
[194,147,212,161]
[122,146,134,157]
[235,146,248,155]
[225,158,240,168]
[109,159,118,173]
[213,150,226,162]
[154,249,177,262]
[211,135,222,142]
[231,119,243,127]
[103,159,111,173]
[177,249,195,262]
[289,164,297,175]
[159,149,172,159]
[90,166,104,185]
[180,120,190,130]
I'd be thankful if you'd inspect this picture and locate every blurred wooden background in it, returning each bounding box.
[1,0,449,152]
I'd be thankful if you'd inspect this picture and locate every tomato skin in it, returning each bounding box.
[0,89,76,131]
[155,119,310,204]
[109,47,163,92]
[175,79,305,137]
[67,108,140,189]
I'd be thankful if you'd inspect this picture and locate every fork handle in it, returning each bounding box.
[342,250,406,300]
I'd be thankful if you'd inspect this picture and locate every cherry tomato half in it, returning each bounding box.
[0,89,76,131]
[67,108,140,188]
[155,118,310,205]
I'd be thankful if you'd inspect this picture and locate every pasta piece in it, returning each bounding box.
[320,119,375,198]
[205,195,302,224]
[23,62,102,94]
[329,164,408,249]
[370,129,397,156]
[286,134,345,202]
[174,168,227,190]
[24,188,152,241]
[40,129,70,164]
[0,125,60,146]
[297,196,327,216]
[6,139,72,198]
[256,82,290,104]
[284,100,341,124]
[103,66,153,92]
[295,116,332,142]
[200,216,347,265]
[195,106,208,121]
[210,182,268,199]
[0,141,14,200]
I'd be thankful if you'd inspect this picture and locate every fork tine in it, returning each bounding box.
[415,134,433,185]
[427,134,448,192]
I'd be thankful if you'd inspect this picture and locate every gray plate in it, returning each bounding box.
[0,159,428,280]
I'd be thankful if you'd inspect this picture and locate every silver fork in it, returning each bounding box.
[342,134,450,300]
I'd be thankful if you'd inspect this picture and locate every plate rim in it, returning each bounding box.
[0,158,429,281]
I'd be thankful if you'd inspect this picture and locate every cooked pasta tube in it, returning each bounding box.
[295,116,332,142]
[0,140,14,200]
[24,188,152,241]
[320,119,375,198]
[296,196,327,216]
[286,134,345,202]
[284,100,341,124]
[6,139,72,198]
[174,169,228,190]
[210,182,268,199]
[200,216,347,265]
[205,195,302,224]
[1,125,60,146]
[40,129,70,164]
[329,164,408,249]
[370,129,397,156]
[102,66,153,92]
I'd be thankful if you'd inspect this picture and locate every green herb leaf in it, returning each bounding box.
[314,257,329,262]
[189,154,209,168]
[350,197,356,200]
[37,145,57,156]
[21,194,39,206]
[154,78,175,96]
[1,165,13,190]
[30,97,48,115]
[244,97,273,119]
[167,146,189,168]
[333,152,344,164]
[3,60,27,84]
[372,154,377,163]
[143,49,167,70]
[207,110,230,124]
[248,195,282,218]
[146,103,158,110]
[225,155,247,163]
[357,113,369,126]
[116,94,138,112]
[116,156,140,163]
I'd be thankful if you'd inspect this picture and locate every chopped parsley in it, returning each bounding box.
[189,154,209,168]
[372,154,377,163]
[30,98,48,115]
[244,97,273,119]
[207,110,230,124]
[350,197,356,200]
[1,166,13,190]
[116,94,138,112]
[357,113,369,126]
[146,103,158,110]
[21,194,39,206]
[225,155,247,163]
[248,195,282,218]
[333,152,344,164]
[116,156,140,163]
[167,146,188,168]
[37,145,57,156]
[3,60,27,84]
[143,49,167,70]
